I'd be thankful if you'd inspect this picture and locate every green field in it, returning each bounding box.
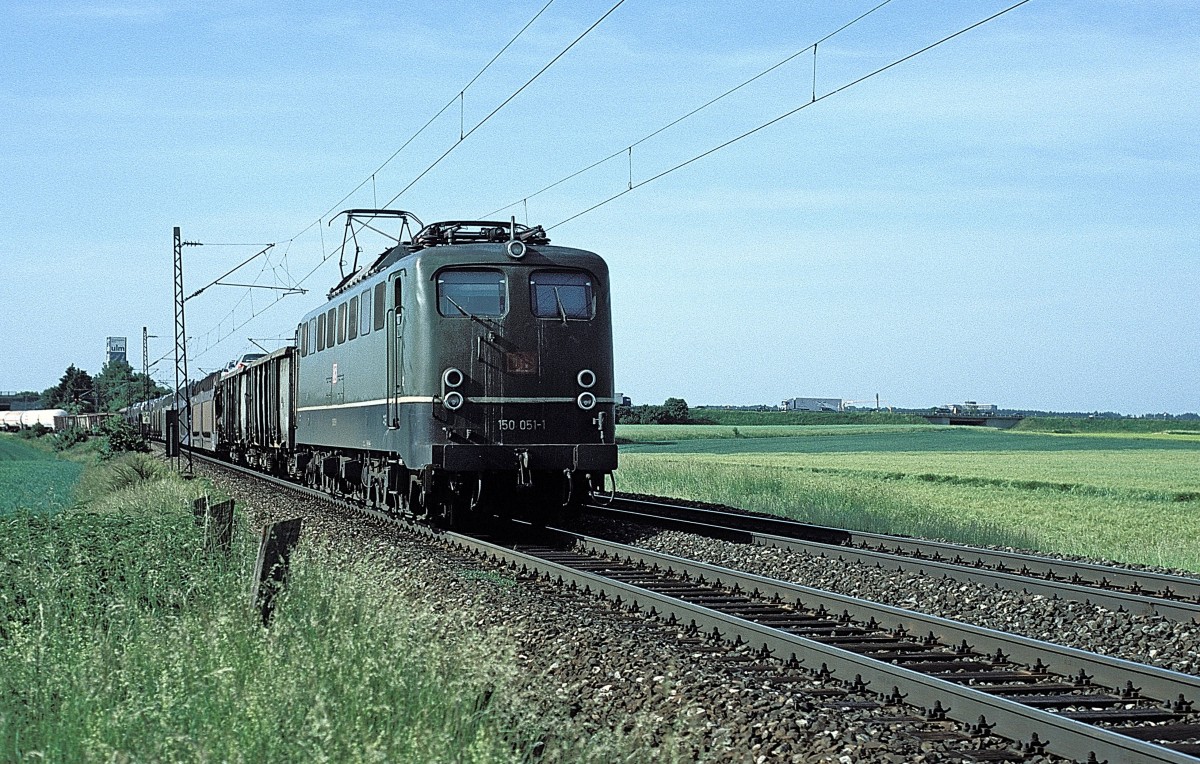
[617,423,946,443]
[1013,416,1200,434]
[616,425,1200,571]
[690,407,928,426]
[0,435,83,515]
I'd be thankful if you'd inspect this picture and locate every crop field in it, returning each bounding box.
[616,426,1200,571]
[617,423,946,443]
[0,435,83,515]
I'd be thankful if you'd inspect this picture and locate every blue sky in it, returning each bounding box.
[1,0,1196,413]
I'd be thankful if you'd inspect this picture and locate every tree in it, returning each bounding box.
[93,359,167,412]
[663,397,690,424]
[40,365,96,412]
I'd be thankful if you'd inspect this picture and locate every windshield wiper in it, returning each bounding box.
[552,287,569,327]
[445,295,490,327]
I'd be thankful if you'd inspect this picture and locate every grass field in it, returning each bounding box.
[1013,416,1200,434]
[616,425,1200,571]
[690,407,928,426]
[1,447,656,762]
[0,434,83,515]
[618,423,946,443]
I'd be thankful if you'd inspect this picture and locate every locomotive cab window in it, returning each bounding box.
[438,269,506,317]
[530,270,594,320]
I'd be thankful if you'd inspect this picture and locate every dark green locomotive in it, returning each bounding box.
[288,214,617,524]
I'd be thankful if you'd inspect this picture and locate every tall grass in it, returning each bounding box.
[618,453,1200,571]
[618,456,1040,550]
[0,459,568,763]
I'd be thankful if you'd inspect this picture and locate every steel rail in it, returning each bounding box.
[446,527,1200,763]
[448,531,1200,763]
[561,529,1200,709]
[589,498,1200,623]
[190,455,1200,762]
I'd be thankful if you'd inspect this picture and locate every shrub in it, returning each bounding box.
[17,423,49,440]
[616,398,692,425]
[101,416,149,457]
[53,427,89,451]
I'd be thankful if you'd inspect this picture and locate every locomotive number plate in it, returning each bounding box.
[498,419,547,432]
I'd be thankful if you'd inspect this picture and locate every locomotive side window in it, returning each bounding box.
[373,282,386,331]
[298,323,307,357]
[310,318,318,352]
[337,302,347,345]
[530,270,595,320]
[317,313,326,351]
[360,288,372,336]
[326,307,336,349]
[348,296,359,341]
[438,269,506,317]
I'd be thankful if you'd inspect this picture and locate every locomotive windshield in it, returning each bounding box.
[530,270,594,320]
[437,269,506,317]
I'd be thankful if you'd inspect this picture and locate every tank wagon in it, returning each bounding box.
[137,213,618,527]
[1,409,69,432]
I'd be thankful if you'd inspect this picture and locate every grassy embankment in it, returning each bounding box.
[0,435,640,762]
[615,424,1200,571]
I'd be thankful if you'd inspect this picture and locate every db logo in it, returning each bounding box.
[505,351,538,374]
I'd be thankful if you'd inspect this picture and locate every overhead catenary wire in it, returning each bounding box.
[286,0,629,280]
[482,0,896,219]
[187,1,1030,365]
[381,0,628,209]
[186,1,563,364]
[546,0,1033,231]
[289,0,559,246]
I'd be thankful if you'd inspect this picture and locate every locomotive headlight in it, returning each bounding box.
[442,367,464,388]
[443,391,465,411]
[577,369,596,389]
[506,240,527,259]
[576,391,596,411]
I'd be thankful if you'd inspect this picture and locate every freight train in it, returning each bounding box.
[130,213,617,527]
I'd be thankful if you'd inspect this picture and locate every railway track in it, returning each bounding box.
[192,454,1200,763]
[586,496,1200,623]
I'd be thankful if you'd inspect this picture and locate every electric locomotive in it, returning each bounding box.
[288,212,617,525]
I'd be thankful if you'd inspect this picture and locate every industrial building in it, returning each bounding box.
[781,397,843,412]
[942,401,997,414]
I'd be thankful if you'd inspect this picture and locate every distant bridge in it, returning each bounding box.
[920,413,1024,429]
